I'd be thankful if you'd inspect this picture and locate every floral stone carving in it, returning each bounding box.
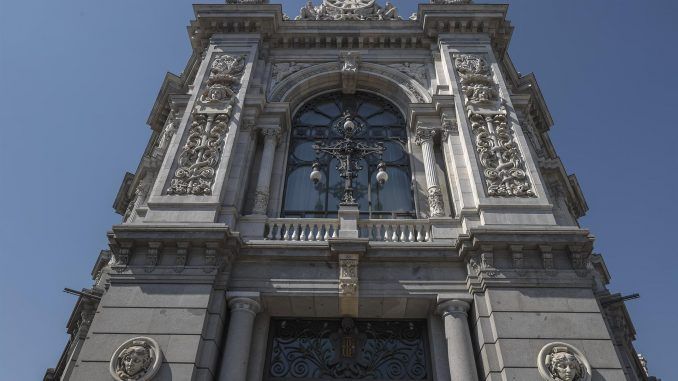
[537,342,591,381]
[109,337,163,381]
[454,54,498,106]
[468,109,535,197]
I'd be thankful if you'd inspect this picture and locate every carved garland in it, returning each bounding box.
[167,54,246,196]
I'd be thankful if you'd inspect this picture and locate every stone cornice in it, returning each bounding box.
[187,3,513,54]
[110,223,237,242]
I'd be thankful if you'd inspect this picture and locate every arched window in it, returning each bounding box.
[282,92,415,218]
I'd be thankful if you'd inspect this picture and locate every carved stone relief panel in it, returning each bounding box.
[454,54,499,107]
[166,113,231,195]
[537,342,591,381]
[109,337,163,381]
[166,53,248,196]
[339,254,359,296]
[467,108,535,197]
[296,0,401,21]
[388,63,428,86]
[269,62,315,96]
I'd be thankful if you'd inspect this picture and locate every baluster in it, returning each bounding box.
[424,226,431,242]
[383,224,389,241]
[332,224,339,238]
[283,224,290,241]
[391,225,398,242]
[399,225,406,242]
[313,224,321,241]
[408,225,415,242]
[291,224,299,240]
[417,225,424,242]
[299,224,306,241]
[324,224,330,241]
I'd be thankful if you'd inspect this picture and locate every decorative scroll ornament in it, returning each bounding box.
[167,54,246,195]
[339,254,359,296]
[341,52,360,94]
[441,114,458,140]
[267,318,429,380]
[468,109,535,197]
[537,342,591,381]
[166,113,231,195]
[427,187,444,217]
[454,54,498,106]
[152,110,179,158]
[198,54,246,109]
[296,0,400,21]
[269,62,314,95]
[388,63,428,86]
[109,337,163,381]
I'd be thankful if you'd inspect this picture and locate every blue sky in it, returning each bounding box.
[1,0,676,379]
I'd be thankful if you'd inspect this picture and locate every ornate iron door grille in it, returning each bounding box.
[265,318,431,381]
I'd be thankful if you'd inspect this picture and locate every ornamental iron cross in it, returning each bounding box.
[313,111,385,205]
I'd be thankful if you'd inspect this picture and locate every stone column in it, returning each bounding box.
[218,294,261,381]
[252,127,280,215]
[415,125,445,217]
[437,300,478,381]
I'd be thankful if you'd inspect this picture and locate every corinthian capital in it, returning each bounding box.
[259,126,281,143]
[415,124,438,145]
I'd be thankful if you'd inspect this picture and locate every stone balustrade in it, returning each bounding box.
[263,218,433,243]
[265,218,339,241]
[359,219,432,242]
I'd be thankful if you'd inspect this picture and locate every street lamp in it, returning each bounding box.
[310,111,388,205]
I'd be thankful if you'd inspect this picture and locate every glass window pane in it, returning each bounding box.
[292,141,316,161]
[372,168,412,212]
[298,111,331,125]
[284,166,325,213]
[367,111,399,125]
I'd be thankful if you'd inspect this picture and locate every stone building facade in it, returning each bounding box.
[46,0,657,380]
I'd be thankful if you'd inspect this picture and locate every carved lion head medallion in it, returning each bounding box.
[109,337,163,381]
[537,342,591,381]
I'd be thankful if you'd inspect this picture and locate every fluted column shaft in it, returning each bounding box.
[252,127,280,215]
[437,300,479,381]
[416,126,444,217]
[218,296,261,381]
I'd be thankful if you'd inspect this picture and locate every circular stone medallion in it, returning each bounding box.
[537,342,591,381]
[109,337,163,381]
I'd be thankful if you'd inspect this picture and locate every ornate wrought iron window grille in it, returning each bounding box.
[282,92,415,219]
[265,318,431,381]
